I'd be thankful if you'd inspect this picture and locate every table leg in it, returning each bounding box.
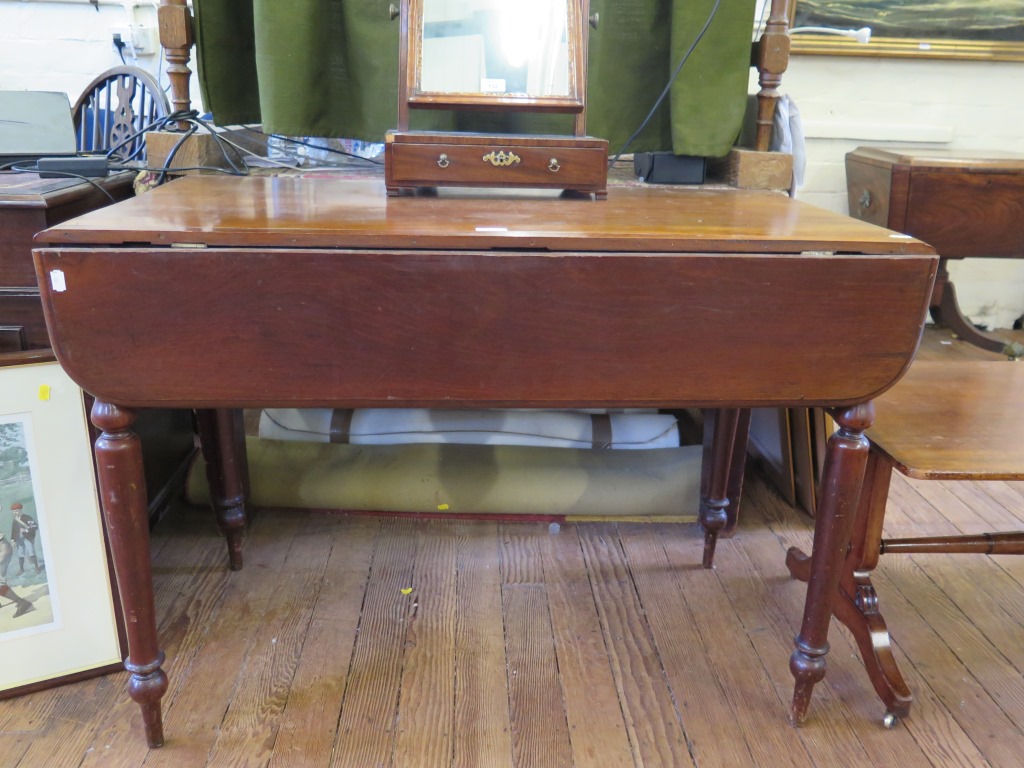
[699,407,742,568]
[788,402,873,726]
[91,400,167,748]
[787,449,912,724]
[195,408,248,570]
[930,260,1024,359]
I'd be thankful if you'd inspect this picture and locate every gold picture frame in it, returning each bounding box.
[0,353,125,698]
[790,0,1024,62]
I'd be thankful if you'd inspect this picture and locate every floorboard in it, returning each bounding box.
[7,461,1024,766]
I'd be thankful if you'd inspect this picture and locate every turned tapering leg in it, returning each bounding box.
[699,407,742,568]
[195,408,248,570]
[92,400,168,748]
[789,402,874,726]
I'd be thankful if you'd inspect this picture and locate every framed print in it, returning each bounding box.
[0,352,124,698]
[791,0,1024,61]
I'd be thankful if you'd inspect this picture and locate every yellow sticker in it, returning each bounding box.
[38,385,51,401]
[400,587,413,595]
[437,503,449,511]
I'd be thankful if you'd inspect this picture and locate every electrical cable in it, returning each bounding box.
[113,33,127,65]
[185,114,249,176]
[155,123,196,184]
[212,133,302,170]
[104,109,250,179]
[7,163,117,203]
[608,0,723,168]
[239,126,384,165]
[104,108,196,162]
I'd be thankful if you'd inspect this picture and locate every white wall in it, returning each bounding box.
[774,54,1024,330]
[2,2,1021,329]
[0,0,202,113]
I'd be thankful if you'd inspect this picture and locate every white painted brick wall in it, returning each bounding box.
[0,0,202,113]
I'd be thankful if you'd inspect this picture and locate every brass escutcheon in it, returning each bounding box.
[482,150,521,167]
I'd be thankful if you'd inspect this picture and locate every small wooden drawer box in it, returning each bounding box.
[386,131,608,197]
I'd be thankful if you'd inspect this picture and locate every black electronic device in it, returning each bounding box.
[36,156,110,178]
[633,152,706,185]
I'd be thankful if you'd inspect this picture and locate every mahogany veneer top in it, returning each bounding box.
[36,175,932,254]
[868,362,1024,481]
[850,147,1024,174]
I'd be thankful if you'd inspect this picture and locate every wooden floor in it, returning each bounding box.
[3,328,1023,768]
[2,467,1024,767]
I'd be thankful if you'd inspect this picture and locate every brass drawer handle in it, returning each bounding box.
[482,150,521,167]
[437,153,450,169]
[548,158,561,173]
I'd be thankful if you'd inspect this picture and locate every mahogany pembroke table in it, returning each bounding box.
[33,176,937,747]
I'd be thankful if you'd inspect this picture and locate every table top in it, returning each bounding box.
[0,171,134,209]
[36,174,933,255]
[849,147,1024,174]
[869,361,1024,481]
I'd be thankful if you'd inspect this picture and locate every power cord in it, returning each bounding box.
[103,109,250,182]
[112,32,128,65]
[608,0,723,168]
[239,127,384,165]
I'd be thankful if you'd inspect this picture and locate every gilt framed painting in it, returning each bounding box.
[791,0,1024,61]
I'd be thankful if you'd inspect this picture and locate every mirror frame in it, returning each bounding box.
[403,0,587,113]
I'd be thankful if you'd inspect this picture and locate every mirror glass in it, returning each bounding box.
[418,0,572,98]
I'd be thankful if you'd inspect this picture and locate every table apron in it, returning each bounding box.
[33,247,937,409]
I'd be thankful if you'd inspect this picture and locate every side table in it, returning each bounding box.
[846,147,1024,359]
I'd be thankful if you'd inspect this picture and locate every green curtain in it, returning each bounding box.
[192,0,755,158]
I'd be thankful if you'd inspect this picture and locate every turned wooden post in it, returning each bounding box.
[91,400,168,748]
[158,0,194,127]
[195,409,249,570]
[789,401,873,726]
[700,408,752,539]
[753,0,792,152]
[699,407,742,568]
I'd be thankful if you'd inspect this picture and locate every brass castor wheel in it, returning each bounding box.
[882,711,899,729]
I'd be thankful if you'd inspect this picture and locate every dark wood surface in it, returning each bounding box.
[869,361,1024,481]
[35,246,936,410]
[32,176,938,745]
